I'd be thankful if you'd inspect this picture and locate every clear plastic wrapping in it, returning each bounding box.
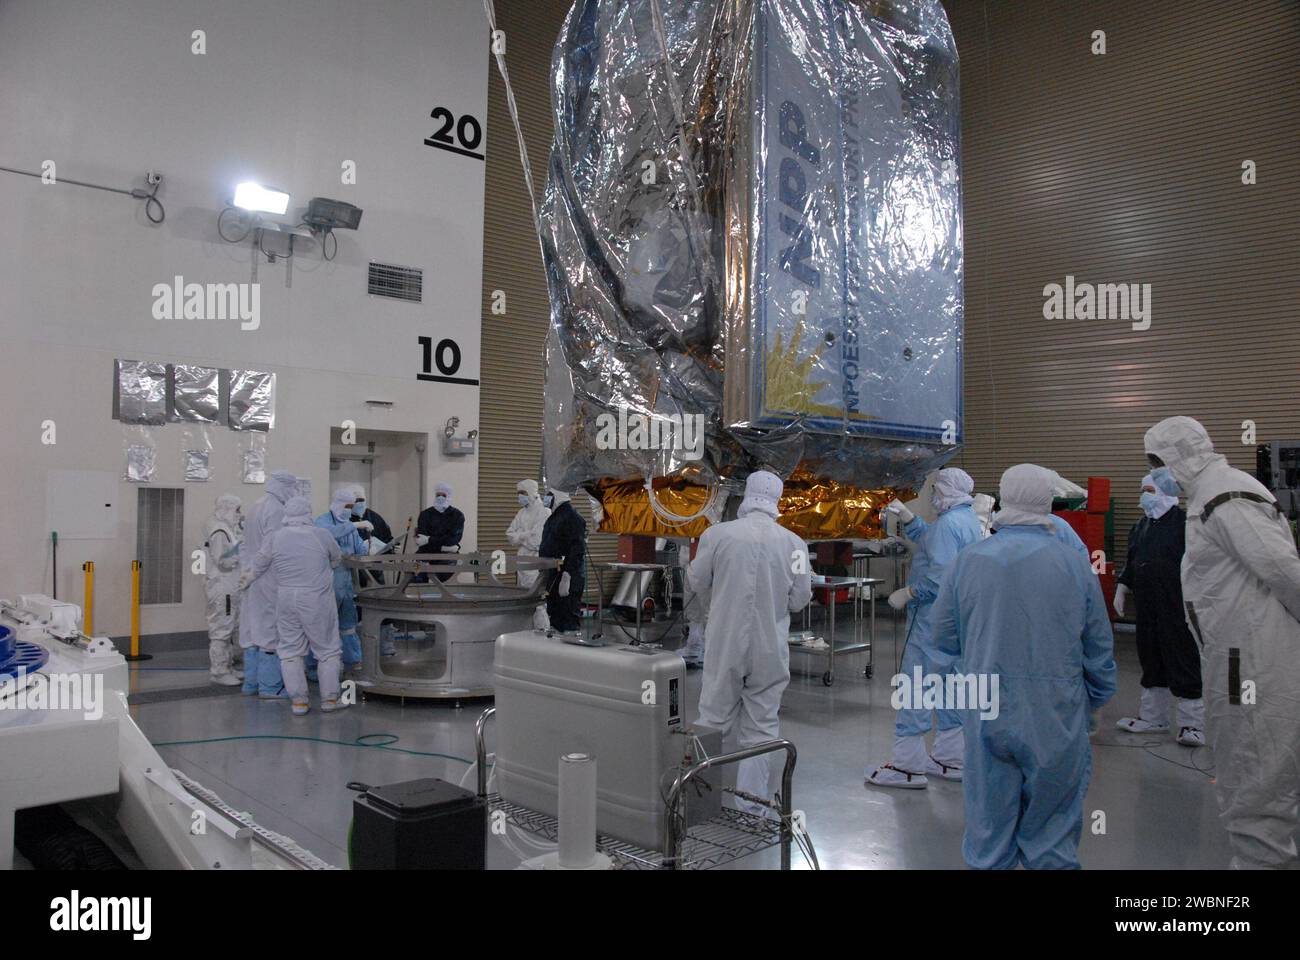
[122,425,157,482]
[539,0,962,532]
[241,433,267,484]
[182,425,213,481]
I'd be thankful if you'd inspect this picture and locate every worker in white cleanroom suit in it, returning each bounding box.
[690,471,812,815]
[506,479,551,629]
[506,479,550,586]
[1145,416,1300,869]
[972,493,996,538]
[244,496,346,717]
[679,538,707,668]
[239,470,297,699]
[203,494,243,686]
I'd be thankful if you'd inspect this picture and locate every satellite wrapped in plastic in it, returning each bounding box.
[540,0,962,539]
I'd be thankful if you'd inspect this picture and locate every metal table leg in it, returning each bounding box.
[868,582,875,678]
[823,593,836,686]
[634,573,643,644]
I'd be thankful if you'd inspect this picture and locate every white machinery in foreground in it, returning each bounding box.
[0,595,332,870]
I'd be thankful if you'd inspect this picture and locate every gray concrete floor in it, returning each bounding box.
[129,608,1233,870]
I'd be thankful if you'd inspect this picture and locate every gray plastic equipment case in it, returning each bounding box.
[494,630,704,851]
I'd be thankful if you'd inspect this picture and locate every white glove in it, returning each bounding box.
[1113,583,1130,618]
[558,572,571,597]
[884,499,915,524]
[440,545,459,553]
[368,538,387,556]
[888,586,912,610]
[238,571,253,591]
[352,520,374,533]
[415,534,430,547]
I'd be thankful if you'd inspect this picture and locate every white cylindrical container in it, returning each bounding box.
[557,752,597,868]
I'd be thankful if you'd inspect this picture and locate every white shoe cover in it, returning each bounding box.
[865,764,928,789]
[1177,726,1205,747]
[1116,716,1170,733]
[925,755,963,781]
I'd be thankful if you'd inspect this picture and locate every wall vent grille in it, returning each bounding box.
[368,261,423,303]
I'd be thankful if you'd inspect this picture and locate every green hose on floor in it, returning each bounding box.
[151,732,473,765]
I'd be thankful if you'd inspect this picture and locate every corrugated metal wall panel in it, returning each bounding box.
[943,0,1300,564]
[478,0,621,601]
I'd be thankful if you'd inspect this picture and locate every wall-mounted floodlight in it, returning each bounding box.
[233,182,290,215]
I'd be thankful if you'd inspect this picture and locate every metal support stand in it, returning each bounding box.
[474,708,807,870]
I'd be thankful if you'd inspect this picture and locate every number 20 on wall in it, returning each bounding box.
[424,107,484,161]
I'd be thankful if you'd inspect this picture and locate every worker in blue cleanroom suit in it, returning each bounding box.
[314,488,368,672]
[1113,473,1204,746]
[866,467,983,788]
[244,497,346,717]
[239,470,298,699]
[539,488,587,633]
[1145,416,1300,869]
[930,463,1117,869]
[349,485,392,587]
[689,471,813,816]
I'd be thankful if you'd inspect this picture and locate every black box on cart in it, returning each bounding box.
[351,778,485,870]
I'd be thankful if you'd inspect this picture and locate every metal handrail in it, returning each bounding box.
[661,739,797,870]
[475,706,496,798]
[475,706,798,870]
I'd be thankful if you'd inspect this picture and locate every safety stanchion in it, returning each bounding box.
[81,561,95,634]
[124,559,152,662]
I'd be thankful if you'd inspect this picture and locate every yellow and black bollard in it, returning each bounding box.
[81,561,95,635]
[124,559,152,662]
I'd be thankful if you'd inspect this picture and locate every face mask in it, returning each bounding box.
[332,506,351,522]
[353,500,365,516]
[1150,467,1181,496]
[518,494,530,507]
[544,494,555,508]
[1139,491,1161,517]
[434,496,448,512]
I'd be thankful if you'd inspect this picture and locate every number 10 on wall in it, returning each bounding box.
[418,336,478,386]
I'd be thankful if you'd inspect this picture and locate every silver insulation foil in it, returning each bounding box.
[117,360,169,425]
[540,0,962,493]
[227,370,276,431]
[172,364,220,422]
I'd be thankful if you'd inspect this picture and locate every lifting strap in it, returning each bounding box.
[1199,491,1281,523]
